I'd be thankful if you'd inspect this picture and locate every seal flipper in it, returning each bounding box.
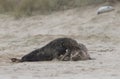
[11,58,22,63]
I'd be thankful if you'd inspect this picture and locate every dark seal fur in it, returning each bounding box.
[11,38,92,62]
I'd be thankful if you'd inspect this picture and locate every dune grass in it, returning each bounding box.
[0,0,106,18]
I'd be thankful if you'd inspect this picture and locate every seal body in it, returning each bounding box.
[11,38,92,62]
[97,6,114,14]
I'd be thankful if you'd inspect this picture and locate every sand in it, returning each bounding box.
[0,2,120,79]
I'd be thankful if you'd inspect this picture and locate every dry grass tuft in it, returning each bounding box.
[0,0,106,18]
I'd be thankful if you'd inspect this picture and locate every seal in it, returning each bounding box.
[97,6,114,14]
[11,38,92,62]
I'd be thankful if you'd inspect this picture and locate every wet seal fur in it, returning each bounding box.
[11,38,92,62]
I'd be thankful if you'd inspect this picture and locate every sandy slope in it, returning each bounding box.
[0,2,120,79]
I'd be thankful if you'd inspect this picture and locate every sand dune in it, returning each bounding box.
[0,2,120,79]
